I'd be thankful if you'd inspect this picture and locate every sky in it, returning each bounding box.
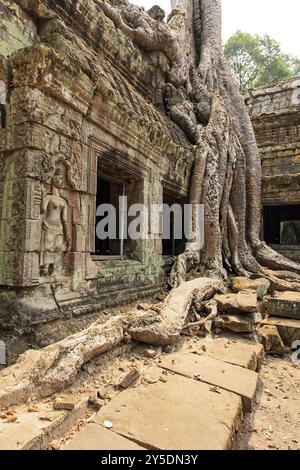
[132,0,300,57]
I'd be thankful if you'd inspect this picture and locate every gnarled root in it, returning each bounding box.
[0,316,124,409]
[128,277,225,346]
[169,250,201,288]
[254,242,300,275]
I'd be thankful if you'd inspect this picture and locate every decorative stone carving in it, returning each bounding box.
[40,167,71,278]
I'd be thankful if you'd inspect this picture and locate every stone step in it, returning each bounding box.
[94,372,243,450]
[159,352,259,411]
[263,292,300,320]
[59,282,160,307]
[262,316,300,346]
[0,400,88,450]
[193,337,264,371]
[66,284,161,317]
[63,423,145,450]
[214,313,258,334]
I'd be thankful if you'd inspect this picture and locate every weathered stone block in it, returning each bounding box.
[232,277,270,300]
[214,290,258,314]
[0,251,39,286]
[263,292,300,320]
[258,325,286,355]
[214,314,255,334]
[63,252,86,280]
[53,395,77,411]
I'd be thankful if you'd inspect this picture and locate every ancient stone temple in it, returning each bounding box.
[0,0,195,359]
[247,79,300,263]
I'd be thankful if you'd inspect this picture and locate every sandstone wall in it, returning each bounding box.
[0,0,195,358]
[247,79,300,205]
[247,78,300,262]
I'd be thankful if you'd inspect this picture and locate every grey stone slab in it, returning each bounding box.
[160,352,259,411]
[94,372,243,450]
[63,423,145,450]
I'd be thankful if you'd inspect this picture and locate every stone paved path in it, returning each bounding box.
[64,339,263,450]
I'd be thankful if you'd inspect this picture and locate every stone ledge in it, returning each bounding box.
[263,291,300,320]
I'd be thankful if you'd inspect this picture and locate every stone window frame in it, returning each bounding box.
[88,138,149,262]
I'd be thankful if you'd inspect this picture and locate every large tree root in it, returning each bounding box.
[169,250,201,288]
[254,243,300,275]
[0,316,123,409]
[95,0,181,66]
[0,278,224,408]
[128,277,225,346]
[260,268,300,293]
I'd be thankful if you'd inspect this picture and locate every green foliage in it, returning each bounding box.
[224,31,299,91]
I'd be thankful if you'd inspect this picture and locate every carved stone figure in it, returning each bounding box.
[40,168,71,278]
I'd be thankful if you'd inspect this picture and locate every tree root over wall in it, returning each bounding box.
[92,0,300,288]
[2,0,300,410]
[166,0,300,290]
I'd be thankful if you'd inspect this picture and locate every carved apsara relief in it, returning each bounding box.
[39,166,71,278]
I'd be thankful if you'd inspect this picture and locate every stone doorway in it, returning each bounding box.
[162,191,186,256]
[93,176,126,258]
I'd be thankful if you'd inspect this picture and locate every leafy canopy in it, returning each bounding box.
[224,31,299,91]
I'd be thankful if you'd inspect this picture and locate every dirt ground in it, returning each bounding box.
[237,355,300,450]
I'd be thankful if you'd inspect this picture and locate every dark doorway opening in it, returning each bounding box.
[263,205,300,245]
[162,194,186,256]
[94,176,124,257]
[0,104,6,129]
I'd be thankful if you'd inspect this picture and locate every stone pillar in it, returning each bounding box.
[0,45,99,287]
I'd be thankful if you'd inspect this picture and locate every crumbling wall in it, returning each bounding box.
[247,78,300,261]
[0,0,195,358]
[247,79,300,204]
[0,0,37,56]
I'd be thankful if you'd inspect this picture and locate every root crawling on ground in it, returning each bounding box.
[0,279,225,408]
[0,316,123,409]
[128,277,225,346]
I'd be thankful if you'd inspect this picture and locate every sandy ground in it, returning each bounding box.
[238,355,300,450]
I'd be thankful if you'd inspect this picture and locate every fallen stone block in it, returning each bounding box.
[236,290,258,312]
[128,278,225,346]
[214,290,258,314]
[258,325,287,356]
[144,348,161,359]
[194,337,264,371]
[53,396,77,411]
[232,277,270,300]
[118,368,141,389]
[262,292,300,320]
[262,317,300,346]
[214,314,256,333]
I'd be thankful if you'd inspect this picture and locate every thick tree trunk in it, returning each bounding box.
[169,0,300,285]
[97,0,300,284]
